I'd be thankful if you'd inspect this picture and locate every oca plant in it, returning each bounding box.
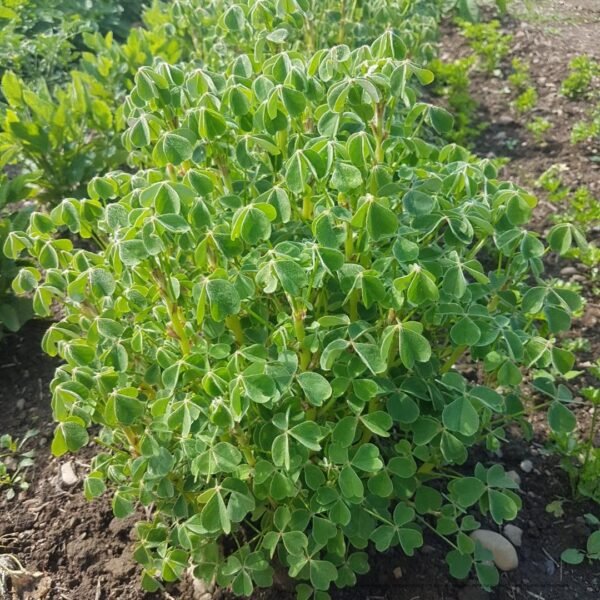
[7,24,585,599]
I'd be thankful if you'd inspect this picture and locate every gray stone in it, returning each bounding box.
[503,524,523,547]
[470,529,519,571]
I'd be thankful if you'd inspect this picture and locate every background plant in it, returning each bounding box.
[0,429,37,500]
[560,55,599,100]
[458,19,512,73]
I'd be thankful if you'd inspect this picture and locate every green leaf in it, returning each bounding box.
[232,206,273,245]
[281,86,306,117]
[561,548,585,565]
[352,444,383,472]
[297,372,332,407]
[206,279,241,321]
[407,269,439,305]
[429,106,454,134]
[353,343,386,375]
[367,201,397,241]
[289,421,322,451]
[443,397,479,437]
[450,317,481,346]
[331,162,362,193]
[446,550,473,580]
[548,401,576,433]
[360,412,392,438]
[587,531,600,555]
[310,560,337,591]
[449,477,486,507]
[339,465,364,499]
[398,322,431,369]
[51,421,89,457]
[332,416,358,448]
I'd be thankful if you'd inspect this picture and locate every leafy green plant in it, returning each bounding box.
[560,55,599,100]
[512,87,538,114]
[571,103,600,144]
[0,173,38,336]
[0,0,145,91]
[0,430,37,500]
[550,362,600,503]
[561,518,600,565]
[0,70,126,204]
[429,55,482,145]
[526,116,552,143]
[6,6,588,591]
[507,58,530,90]
[458,19,512,73]
[535,164,569,203]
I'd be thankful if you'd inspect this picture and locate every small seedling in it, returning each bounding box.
[0,431,37,500]
[526,117,552,143]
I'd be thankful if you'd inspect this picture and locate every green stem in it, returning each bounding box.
[302,195,313,221]
[582,402,598,472]
[345,222,353,261]
[226,315,245,345]
[441,345,467,373]
[294,310,311,370]
[170,304,191,355]
[415,514,459,552]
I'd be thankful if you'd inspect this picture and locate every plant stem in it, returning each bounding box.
[293,309,311,370]
[302,195,313,221]
[226,315,245,345]
[582,402,598,473]
[170,304,191,355]
[345,222,353,260]
[441,345,467,373]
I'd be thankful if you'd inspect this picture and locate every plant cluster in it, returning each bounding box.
[0,0,145,90]
[0,430,37,500]
[506,58,538,115]
[6,1,588,594]
[458,19,512,74]
[0,0,451,339]
[561,514,600,565]
[526,116,552,143]
[560,55,599,100]
[429,55,481,145]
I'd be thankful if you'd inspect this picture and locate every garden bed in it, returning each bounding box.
[1,1,599,599]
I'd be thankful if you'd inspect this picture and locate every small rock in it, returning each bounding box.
[60,461,78,487]
[544,558,556,576]
[470,530,519,571]
[560,266,577,276]
[16,398,25,411]
[503,524,523,547]
[189,570,215,600]
[393,566,403,579]
[507,470,521,486]
[520,459,533,473]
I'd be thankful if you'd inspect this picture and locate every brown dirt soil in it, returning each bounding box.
[1,3,600,600]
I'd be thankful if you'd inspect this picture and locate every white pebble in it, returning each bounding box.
[520,459,533,473]
[470,529,519,571]
[60,461,78,487]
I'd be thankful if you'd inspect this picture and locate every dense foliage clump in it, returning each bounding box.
[7,4,587,593]
[2,0,592,597]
